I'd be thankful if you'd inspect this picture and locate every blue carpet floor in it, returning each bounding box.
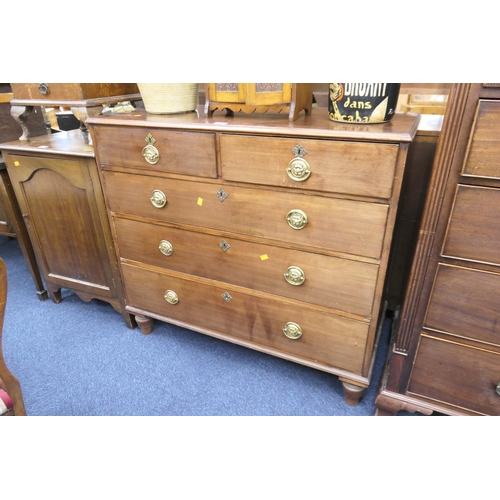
[1,234,407,416]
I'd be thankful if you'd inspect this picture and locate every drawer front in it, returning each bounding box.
[11,83,82,100]
[11,83,139,101]
[93,126,217,178]
[462,100,500,179]
[114,217,379,318]
[442,185,500,267]
[408,335,500,415]
[121,262,369,374]
[220,135,398,199]
[425,264,500,346]
[104,171,389,260]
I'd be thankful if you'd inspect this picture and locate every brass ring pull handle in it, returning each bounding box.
[164,290,178,305]
[38,83,49,95]
[284,266,305,286]
[159,240,173,256]
[142,133,160,164]
[142,144,160,164]
[287,157,311,182]
[286,209,308,230]
[283,322,302,340]
[496,382,500,397]
[150,189,167,208]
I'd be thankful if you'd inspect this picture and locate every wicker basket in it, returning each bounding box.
[137,83,199,114]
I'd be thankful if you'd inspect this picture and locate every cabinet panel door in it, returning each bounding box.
[5,154,114,295]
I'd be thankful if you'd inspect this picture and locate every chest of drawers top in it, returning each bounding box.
[87,107,419,141]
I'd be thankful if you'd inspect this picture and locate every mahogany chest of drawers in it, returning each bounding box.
[376,83,500,415]
[88,108,419,406]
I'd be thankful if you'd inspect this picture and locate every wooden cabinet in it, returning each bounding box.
[204,83,313,121]
[376,83,500,416]
[88,108,418,405]
[0,130,134,328]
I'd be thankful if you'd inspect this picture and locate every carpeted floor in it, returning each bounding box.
[1,235,414,416]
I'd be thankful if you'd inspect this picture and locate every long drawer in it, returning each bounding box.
[442,184,500,267]
[220,134,398,199]
[103,171,389,260]
[114,217,379,318]
[408,334,500,415]
[424,263,500,347]
[462,100,500,180]
[121,262,369,374]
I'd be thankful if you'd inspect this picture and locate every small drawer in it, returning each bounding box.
[462,100,500,180]
[93,125,217,178]
[121,262,369,374]
[104,171,389,260]
[425,264,500,346]
[114,217,379,319]
[442,185,500,267]
[220,134,399,199]
[408,334,500,415]
[10,83,139,101]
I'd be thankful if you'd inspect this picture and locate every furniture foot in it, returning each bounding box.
[135,314,154,334]
[10,105,34,141]
[35,289,48,301]
[342,381,366,406]
[47,285,63,304]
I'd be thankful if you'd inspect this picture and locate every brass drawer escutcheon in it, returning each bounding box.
[142,133,160,165]
[283,322,302,340]
[284,266,305,286]
[287,157,311,182]
[222,292,233,302]
[219,240,231,252]
[150,189,167,208]
[216,188,228,202]
[285,209,308,230]
[291,143,308,158]
[159,240,173,256]
[164,290,178,305]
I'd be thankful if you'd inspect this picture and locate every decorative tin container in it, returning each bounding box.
[328,83,400,123]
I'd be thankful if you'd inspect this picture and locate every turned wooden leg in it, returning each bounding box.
[135,314,154,335]
[10,105,34,141]
[342,381,367,406]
